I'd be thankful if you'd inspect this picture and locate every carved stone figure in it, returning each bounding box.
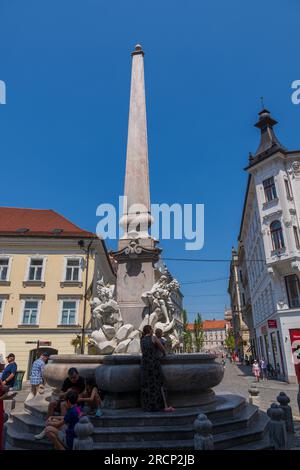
[89,279,140,354]
[89,270,180,355]
[140,273,180,350]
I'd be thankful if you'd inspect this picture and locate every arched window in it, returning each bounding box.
[270,220,285,251]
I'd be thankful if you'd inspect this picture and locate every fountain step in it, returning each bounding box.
[90,408,265,445]
[23,393,246,427]
[5,441,24,451]
[10,407,257,441]
[228,433,273,450]
[213,411,269,450]
[24,401,49,420]
[10,411,46,435]
[93,424,193,442]
[5,423,52,450]
[7,403,268,450]
[211,403,258,434]
[17,401,257,439]
[90,411,269,450]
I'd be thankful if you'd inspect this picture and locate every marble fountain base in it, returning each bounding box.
[5,353,271,450]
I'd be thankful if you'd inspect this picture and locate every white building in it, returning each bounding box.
[237,108,300,383]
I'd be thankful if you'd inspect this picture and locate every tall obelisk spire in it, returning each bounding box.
[121,44,152,240]
[114,45,161,329]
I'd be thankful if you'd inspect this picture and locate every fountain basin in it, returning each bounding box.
[43,354,104,389]
[95,353,224,409]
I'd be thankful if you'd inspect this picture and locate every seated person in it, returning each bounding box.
[78,378,103,417]
[44,390,82,450]
[35,367,85,440]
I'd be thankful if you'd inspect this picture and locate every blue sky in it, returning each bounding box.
[0,0,300,321]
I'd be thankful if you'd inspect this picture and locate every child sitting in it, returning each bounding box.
[78,377,103,417]
[45,390,82,450]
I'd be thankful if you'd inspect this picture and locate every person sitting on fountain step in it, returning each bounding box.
[78,377,103,417]
[44,390,82,450]
[35,367,85,440]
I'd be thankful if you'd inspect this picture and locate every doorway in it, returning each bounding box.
[27,347,58,379]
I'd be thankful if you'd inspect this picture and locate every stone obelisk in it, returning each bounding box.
[113,44,161,329]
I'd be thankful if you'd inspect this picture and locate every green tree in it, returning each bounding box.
[194,313,204,352]
[182,309,192,352]
[225,331,235,353]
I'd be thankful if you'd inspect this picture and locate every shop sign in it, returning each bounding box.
[289,329,300,383]
[38,341,52,346]
[268,319,277,329]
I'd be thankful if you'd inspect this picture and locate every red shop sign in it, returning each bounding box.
[268,320,277,328]
[289,329,300,383]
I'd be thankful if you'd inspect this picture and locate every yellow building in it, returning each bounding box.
[0,207,115,376]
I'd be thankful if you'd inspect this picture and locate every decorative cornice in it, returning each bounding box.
[19,294,45,300]
[57,294,83,300]
[0,327,88,334]
[23,280,45,288]
[262,209,282,223]
[112,239,161,263]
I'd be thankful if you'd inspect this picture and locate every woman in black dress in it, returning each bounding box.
[140,325,167,412]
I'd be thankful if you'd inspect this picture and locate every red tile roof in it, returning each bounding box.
[0,207,95,238]
[187,320,227,331]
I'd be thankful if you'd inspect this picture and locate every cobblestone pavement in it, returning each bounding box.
[215,362,299,416]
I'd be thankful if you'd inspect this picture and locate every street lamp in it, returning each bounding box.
[78,238,94,354]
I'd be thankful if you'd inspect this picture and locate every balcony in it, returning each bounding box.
[270,247,286,258]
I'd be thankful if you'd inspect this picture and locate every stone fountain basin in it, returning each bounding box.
[43,354,105,390]
[95,353,224,408]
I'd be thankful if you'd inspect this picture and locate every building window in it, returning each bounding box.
[22,300,39,325]
[285,274,300,308]
[242,293,246,307]
[270,220,285,251]
[294,226,300,250]
[65,259,81,282]
[28,259,44,281]
[263,177,277,202]
[284,179,292,199]
[60,300,78,325]
[0,258,9,281]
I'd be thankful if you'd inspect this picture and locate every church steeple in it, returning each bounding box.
[120,44,153,240]
[253,108,285,157]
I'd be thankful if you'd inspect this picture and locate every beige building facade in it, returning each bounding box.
[0,207,115,376]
